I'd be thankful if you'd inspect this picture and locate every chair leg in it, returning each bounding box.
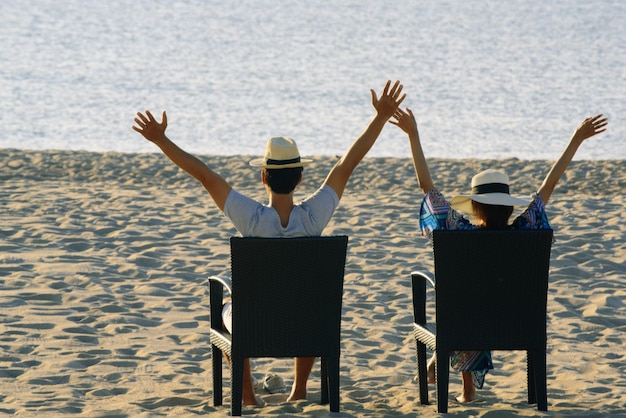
[527,350,536,404]
[436,350,450,413]
[533,349,548,411]
[231,355,244,417]
[211,345,223,406]
[326,356,340,412]
[320,357,329,405]
[416,341,429,405]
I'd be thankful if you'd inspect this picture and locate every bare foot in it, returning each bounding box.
[458,371,476,403]
[414,367,436,384]
[286,387,307,402]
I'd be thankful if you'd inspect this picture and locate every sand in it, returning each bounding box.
[0,149,624,417]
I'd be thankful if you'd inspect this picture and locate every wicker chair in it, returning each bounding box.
[411,229,553,413]
[209,236,348,416]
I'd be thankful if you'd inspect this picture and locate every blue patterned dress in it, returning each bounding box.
[419,189,551,388]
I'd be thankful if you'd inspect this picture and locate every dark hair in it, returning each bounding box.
[264,167,303,194]
[472,201,514,229]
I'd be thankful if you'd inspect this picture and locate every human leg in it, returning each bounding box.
[242,358,264,406]
[221,303,263,407]
[427,353,436,384]
[451,350,490,403]
[287,356,315,401]
[455,371,476,403]
[222,354,263,406]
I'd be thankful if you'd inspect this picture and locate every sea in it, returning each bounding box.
[1,0,625,160]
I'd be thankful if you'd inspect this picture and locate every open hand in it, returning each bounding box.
[371,80,406,120]
[572,114,608,142]
[390,107,419,137]
[133,110,168,143]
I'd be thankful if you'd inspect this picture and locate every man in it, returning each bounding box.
[132,80,405,407]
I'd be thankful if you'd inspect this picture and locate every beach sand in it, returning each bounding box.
[1,149,624,417]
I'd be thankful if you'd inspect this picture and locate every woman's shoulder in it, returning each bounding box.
[512,194,551,229]
[423,188,450,208]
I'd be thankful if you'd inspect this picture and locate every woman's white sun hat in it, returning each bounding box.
[450,169,530,213]
[249,136,313,169]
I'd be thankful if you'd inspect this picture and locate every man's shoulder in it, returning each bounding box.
[302,184,339,206]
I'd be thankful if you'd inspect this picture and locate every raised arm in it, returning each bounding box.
[537,114,608,205]
[323,80,406,199]
[390,107,434,194]
[132,110,232,211]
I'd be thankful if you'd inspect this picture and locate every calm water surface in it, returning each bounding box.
[1,0,624,159]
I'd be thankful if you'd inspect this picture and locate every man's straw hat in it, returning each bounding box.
[249,137,313,169]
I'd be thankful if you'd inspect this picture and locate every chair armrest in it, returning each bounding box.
[411,270,435,289]
[209,275,232,294]
[411,270,435,326]
[208,275,232,330]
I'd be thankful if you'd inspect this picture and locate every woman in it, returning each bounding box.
[391,107,608,403]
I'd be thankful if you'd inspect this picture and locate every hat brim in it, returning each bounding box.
[450,193,530,214]
[249,158,313,169]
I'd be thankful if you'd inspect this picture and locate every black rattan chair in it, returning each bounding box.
[411,229,553,413]
[209,236,348,416]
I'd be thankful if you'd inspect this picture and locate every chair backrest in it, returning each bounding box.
[432,229,553,351]
[229,236,348,358]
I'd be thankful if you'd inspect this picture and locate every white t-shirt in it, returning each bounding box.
[223,184,339,237]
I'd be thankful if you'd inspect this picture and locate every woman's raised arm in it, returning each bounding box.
[391,107,434,194]
[537,114,608,205]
